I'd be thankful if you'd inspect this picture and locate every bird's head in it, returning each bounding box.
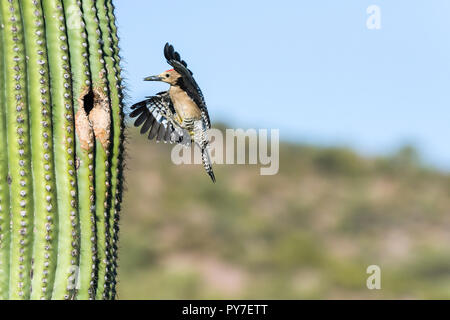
[144,69,180,85]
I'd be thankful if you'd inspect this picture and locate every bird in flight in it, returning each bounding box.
[130,43,216,183]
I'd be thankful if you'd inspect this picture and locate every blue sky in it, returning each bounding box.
[115,0,450,171]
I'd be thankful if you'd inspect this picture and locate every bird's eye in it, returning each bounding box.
[165,74,170,78]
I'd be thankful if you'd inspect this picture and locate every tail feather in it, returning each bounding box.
[201,148,216,183]
[208,170,216,184]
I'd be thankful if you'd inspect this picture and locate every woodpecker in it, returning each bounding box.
[130,43,216,183]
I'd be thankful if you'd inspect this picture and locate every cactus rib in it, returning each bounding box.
[0,7,11,301]
[41,0,79,300]
[62,0,98,300]
[103,0,125,300]
[0,0,35,300]
[1,0,34,300]
[81,0,113,300]
[21,0,59,300]
[96,0,123,299]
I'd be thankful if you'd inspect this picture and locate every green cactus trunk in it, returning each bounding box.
[0,0,124,300]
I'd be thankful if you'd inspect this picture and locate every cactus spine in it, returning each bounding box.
[0,0,124,300]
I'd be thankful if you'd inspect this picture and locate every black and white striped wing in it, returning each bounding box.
[164,43,212,129]
[130,92,190,145]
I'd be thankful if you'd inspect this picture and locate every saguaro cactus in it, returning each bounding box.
[0,0,124,300]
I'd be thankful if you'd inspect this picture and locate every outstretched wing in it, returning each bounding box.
[130,91,190,145]
[164,43,211,129]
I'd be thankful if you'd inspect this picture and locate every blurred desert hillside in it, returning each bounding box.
[117,124,450,299]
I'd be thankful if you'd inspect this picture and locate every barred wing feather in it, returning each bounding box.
[130,92,190,146]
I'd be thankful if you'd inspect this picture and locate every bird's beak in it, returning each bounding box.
[144,75,163,82]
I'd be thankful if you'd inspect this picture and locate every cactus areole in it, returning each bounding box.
[0,0,125,300]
